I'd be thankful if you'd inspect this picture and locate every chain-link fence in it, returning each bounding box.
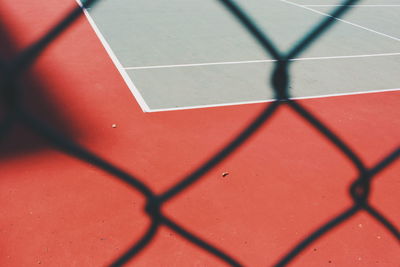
[1,0,399,266]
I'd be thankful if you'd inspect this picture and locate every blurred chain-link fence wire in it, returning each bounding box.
[1,0,399,266]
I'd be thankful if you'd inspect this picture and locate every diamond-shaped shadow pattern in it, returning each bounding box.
[0,0,398,266]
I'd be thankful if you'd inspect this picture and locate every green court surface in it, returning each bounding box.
[86,0,400,111]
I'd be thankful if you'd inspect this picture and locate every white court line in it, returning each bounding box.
[124,52,400,70]
[76,0,151,112]
[148,88,400,113]
[279,0,400,42]
[304,5,400,7]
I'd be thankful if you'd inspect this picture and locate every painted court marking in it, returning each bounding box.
[78,0,400,112]
[148,88,400,113]
[125,52,400,70]
[280,0,400,42]
[76,0,151,112]
[303,5,400,7]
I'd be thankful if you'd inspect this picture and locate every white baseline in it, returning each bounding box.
[148,88,400,113]
[303,5,400,7]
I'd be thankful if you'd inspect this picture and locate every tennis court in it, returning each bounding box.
[1,0,399,266]
[83,0,400,111]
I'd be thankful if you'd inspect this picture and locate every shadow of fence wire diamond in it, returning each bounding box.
[1,0,399,266]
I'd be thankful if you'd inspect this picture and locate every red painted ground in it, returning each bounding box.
[0,1,399,266]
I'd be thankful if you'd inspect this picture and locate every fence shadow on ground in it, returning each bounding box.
[0,0,398,266]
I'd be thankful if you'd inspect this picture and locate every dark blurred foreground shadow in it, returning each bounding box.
[0,9,82,159]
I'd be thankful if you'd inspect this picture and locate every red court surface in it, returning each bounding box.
[1,1,399,266]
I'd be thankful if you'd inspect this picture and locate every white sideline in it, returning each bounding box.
[76,0,151,112]
[279,0,400,42]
